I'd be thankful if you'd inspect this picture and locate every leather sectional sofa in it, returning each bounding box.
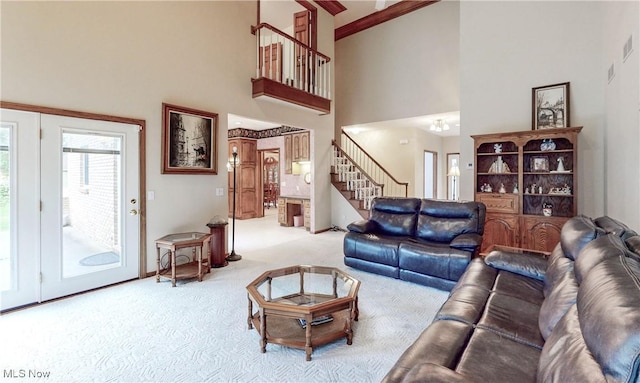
[343,197,486,291]
[382,215,640,383]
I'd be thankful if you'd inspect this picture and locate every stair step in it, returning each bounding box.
[341,190,355,200]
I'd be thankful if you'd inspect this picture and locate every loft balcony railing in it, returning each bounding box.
[253,23,331,114]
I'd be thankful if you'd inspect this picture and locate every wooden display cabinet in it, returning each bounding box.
[472,127,582,253]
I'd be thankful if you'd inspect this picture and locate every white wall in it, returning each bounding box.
[460,1,606,218]
[603,1,640,229]
[334,1,460,135]
[1,1,336,272]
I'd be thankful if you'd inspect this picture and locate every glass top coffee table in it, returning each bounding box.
[246,265,360,361]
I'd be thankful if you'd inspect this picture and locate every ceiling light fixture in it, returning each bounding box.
[430,119,450,132]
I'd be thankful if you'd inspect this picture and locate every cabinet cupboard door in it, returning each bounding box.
[300,132,309,161]
[521,216,566,252]
[284,135,292,174]
[482,214,519,253]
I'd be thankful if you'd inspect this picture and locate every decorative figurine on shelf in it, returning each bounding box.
[541,139,556,151]
[543,202,553,217]
[549,184,572,195]
[488,156,511,173]
[481,183,493,193]
[513,184,519,194]
[525,187,530,194]
[539,186,543,194]
[499,183,506,194]
[494,143,503,153]
[556,157,566,172]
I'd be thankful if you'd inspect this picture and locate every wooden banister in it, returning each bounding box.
[331,140,384,191]
[341,130,408,188]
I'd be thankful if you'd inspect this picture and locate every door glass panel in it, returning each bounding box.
[424,152,435,199]
[62,131,122,278]
[0,124,11,291]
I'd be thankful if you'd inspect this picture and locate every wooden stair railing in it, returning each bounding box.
[340,130,409,198]
[331,143,383,218]
[331,132,409,219]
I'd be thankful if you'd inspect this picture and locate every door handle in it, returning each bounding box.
[129,209,138,216]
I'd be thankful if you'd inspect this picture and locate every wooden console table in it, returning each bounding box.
[155,232,212,287]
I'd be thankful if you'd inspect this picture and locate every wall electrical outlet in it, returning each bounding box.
[215,188,224,196]
[466,162,474,170]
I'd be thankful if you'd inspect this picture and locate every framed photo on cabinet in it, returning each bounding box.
[532,82,570,130]
[531,156,550,172]
[162,103,218,174]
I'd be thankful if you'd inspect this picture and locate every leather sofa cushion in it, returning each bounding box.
[343,232,400,267]
[626,235,640,257]
[451,258,497,293]
[434,285,491,325]
[381,320,474,383]
[537,305,607,383]
[477,292,544,349]
[594,215,638,240]
[399,241,470,281]
[492,271,544,305]
[369,197,421,237]
[575,234,635,283]
[560,214,605,261]
[543,244,572,298]
[415,200,485,243]
[578,255,640,383]
[399,363,473,383]
[538,262,578,339]
[456,328,540,383]
[484,249,547,281]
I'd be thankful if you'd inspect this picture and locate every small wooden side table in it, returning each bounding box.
[155,232,212,287]
[206,222,228,268]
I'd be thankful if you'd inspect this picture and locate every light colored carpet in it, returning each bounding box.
[0,212,448,382]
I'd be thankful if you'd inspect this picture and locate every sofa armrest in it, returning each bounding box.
[449,233,483,252]
[400,363,473,383]
[347,219,378,234]
[484,248,548,281]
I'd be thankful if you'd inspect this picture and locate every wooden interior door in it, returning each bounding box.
[294,10,310,87]
[260,43,282,81]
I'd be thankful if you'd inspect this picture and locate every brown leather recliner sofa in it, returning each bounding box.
[382,215,640,383]
[344,197,486,291]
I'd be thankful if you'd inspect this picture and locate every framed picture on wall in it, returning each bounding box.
[532,82,570,130]
[162,103,218,174]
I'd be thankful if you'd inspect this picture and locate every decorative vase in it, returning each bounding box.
[541,139,556,151]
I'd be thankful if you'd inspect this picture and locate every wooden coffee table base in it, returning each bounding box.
[246,265,361,361]
[247,305,357,361]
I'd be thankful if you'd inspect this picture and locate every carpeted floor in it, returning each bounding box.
[0,212,448,382]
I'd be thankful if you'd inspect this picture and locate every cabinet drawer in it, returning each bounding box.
[476,193,519,214]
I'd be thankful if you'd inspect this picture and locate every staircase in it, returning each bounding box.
[331,131,409,218]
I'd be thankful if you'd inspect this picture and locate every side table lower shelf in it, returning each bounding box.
[157,261,209,285]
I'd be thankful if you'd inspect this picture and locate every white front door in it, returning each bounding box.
[0,110,140,310]
[0,110,41,310]
[40,114,140,301]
